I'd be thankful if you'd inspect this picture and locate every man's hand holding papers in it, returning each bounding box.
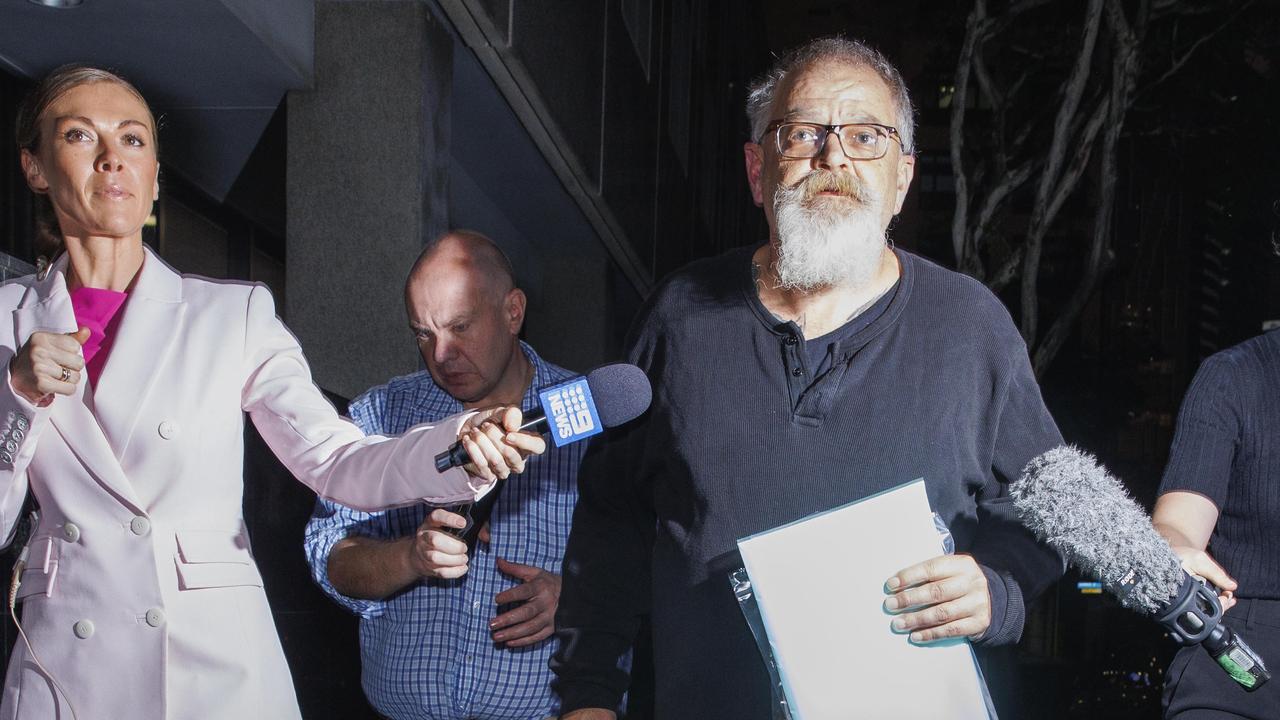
[884,554,993,643]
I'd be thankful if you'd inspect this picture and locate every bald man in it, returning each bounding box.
[305,231,584,720]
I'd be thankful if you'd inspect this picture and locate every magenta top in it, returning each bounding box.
[70,287,128,387]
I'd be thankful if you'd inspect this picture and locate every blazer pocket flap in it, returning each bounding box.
[175,559,263,590]
[16,559,57,602]
[175,530,253,564]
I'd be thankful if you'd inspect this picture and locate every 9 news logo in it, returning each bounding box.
[537,377,602,448]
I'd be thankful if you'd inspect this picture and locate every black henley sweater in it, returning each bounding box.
[553,246,1065,718]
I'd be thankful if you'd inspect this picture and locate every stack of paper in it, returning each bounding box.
[737,480,992,720]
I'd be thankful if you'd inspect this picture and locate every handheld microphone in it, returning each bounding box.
[1010,446,1270,692]
[434,363,651,549]
[433,362,652,472]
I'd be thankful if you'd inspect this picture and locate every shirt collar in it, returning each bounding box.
[410,340,558,415]
[520,340,558,413]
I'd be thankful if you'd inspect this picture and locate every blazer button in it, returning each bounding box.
[14,414,28,432]
[130,516,151,536]
[0,451,12,465]
[73,619,94,639]
[157,421,179,440]
[62,523,81,543]
[145,608,166,628]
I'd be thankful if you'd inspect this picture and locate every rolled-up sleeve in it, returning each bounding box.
[303,498,394,619]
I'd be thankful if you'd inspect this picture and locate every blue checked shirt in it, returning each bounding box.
[304,343,584,720]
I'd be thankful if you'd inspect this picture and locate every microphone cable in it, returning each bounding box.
[9,528,80,720]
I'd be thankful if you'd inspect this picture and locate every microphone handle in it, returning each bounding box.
[434,442,471,473]
[1154,574,1271,691]
[1204,623,1271,691]
[437,410,551,550]
[448,477,505,551]
[433,409,549,473]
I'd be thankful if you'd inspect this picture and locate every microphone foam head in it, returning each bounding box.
[1011,446,1184,615]
[585,363,653,428]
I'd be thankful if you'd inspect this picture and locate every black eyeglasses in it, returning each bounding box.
[762,121,904,161]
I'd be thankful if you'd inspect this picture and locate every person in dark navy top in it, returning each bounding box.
[1154,329,1280,718]
[553,38,1066,720]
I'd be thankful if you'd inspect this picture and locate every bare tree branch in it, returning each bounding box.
[950,0,1247,375]
[950,0,986,267]
[1137,0,1255,98]
[972,53,1003,111]
[1021,0,1106,346]
[973,51,1013,193]
[983,0,1058,39]
[987,245,1025,294]
[1042,95,1109,230]
[1150,0,1224,19]
[1005,67,1033,107]
[1035,0,1139,374]
[967,161,1036,281]
[976,161,1038,241]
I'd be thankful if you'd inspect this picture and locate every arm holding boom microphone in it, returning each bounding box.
[1153,490,1238,611]
[1010,446,1270,691]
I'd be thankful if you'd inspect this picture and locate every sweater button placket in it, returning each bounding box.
[783,334,803,379]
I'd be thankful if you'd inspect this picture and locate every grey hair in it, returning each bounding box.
[746,37,916,155]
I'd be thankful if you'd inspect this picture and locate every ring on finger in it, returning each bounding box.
[59,366,72,383]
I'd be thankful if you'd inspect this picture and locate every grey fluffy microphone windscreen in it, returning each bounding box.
[1011,445,1271,691]
[1009,445,1184,615]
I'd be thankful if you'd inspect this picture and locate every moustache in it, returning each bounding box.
[792,171,874,204]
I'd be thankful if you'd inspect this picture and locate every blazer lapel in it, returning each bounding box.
[93,247,187,461]
[13,255,143,511]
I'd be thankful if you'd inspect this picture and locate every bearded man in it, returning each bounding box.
[551,38,1067,719]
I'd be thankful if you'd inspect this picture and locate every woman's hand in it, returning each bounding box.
[457,406,546,484]
[10,327,90,405]
[1153,490,1237,611]
[1170,544,1237,611]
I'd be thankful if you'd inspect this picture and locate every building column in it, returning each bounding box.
[287,0,451,399]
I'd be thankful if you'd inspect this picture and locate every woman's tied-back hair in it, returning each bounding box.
[14,64,158,257]
[745,36,916,155]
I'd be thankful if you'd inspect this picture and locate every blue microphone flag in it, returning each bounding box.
[538,377,602,447]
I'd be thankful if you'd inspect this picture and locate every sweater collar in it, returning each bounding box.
[740,244,914,349]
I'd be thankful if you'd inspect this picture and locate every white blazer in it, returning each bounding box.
[0,248,486,720]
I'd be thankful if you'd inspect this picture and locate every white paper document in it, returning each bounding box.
[737,480,992,720]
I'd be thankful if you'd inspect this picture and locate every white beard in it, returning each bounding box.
[772,180,887,293]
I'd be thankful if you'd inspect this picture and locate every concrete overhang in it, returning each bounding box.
[0,0,312,202]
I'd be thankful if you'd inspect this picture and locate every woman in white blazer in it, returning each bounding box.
[0,66,544,720]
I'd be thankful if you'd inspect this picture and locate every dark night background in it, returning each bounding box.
[1,1,1278,718]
